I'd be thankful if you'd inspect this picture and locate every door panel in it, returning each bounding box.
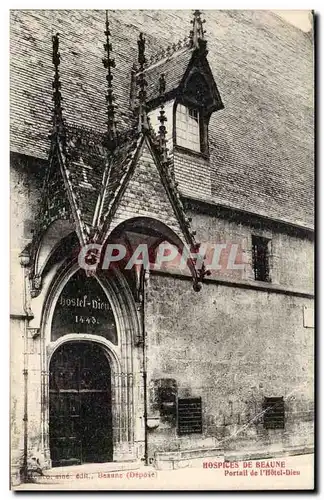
[49,342,112,467]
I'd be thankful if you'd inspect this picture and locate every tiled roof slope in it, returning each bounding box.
[143,47,193,103]
[10,10,314,229]
[64,124,108,228]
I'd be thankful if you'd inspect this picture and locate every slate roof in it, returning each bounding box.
[10,9,314,229]
[99,132,142,225]
[64,124,107,228]
[142,47,193,103]
[55,124,142,236]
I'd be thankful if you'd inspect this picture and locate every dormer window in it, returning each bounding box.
[135,22,224,158]
[176,104,201,152]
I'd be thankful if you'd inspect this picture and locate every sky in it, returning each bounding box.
[273,10,312,32]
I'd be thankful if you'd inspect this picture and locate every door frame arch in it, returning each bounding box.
[40,261,142,466]
[48,336,119,465]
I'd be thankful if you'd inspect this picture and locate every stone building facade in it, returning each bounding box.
[10,10,314,485]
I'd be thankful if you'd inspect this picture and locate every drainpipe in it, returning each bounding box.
[140,268,149,466]
[23,326,28,482]
[19,249,31,482]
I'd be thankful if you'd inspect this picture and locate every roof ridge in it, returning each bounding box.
[142,9,207,71]
[142,38,192,72]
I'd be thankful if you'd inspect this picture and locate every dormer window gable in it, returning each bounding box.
[142,58,223,157]
[140,48,223,115]
[174,66,223,155]
[133,12,224,158]
[181,63,223,113]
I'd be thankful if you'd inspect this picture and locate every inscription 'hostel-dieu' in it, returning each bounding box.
[59,295,111,310]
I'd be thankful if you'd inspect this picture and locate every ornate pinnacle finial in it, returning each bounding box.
[158,74,168,163]
[190,9,207,50]
[138,32,146,69]
[137,33,148,132]
[51,33,65,142]
[102,10,117,149]
[130,62,138,110]
[159,73,166,95]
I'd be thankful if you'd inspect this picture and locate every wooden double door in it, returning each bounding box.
[49,341,113,467]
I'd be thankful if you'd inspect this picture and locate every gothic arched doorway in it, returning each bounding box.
[49,341,112,467]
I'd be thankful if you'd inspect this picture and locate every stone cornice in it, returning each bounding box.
[151,268,314,299]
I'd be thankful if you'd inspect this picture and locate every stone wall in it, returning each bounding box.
[189,210,314,291]
[10,154,44,483]
[145,273,314,460]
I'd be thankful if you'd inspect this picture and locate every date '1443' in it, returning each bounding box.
[75,315,99,325]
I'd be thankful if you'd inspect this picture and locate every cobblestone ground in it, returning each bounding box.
[14,454,314,491]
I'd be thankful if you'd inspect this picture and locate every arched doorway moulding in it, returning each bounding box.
[102,216,201,290]
[48,335,121,463]
[39,260,142,467]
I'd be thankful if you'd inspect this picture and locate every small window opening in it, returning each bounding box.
[177,397,202,435]
[263,397,285,429]
[252,235,271,282]
[176,104,201,152]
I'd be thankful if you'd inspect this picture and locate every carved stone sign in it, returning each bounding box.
[51,269,117,344]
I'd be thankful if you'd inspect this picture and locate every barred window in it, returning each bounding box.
[263,397,285,429]
[176,104,201,152]
[177,397,202,435]
[252,235,271,282]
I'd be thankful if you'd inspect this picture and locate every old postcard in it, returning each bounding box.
[10,9,314,490]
